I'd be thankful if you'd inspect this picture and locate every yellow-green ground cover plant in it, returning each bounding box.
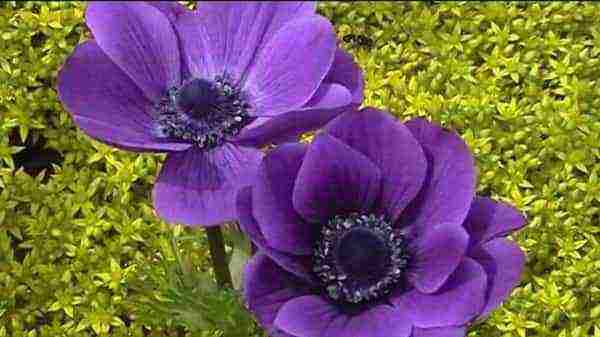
[0,1,599,337]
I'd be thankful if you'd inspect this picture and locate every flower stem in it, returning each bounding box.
[205,227,233,288]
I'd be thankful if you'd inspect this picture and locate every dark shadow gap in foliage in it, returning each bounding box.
[10,129,63,179]
[4,227,28,264]
[30,32,47,48]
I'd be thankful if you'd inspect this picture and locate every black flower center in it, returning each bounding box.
[176,78,219,117]
[313,213,409,304]
[337,228,390,280]
[153,76,252,150]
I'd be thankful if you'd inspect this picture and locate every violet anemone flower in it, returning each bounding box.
[239,108,527,337]
[57,1,362,226]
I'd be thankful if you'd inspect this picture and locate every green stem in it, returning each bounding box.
[205,226,233,288]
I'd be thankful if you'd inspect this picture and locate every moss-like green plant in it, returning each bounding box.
[1,1,599,337]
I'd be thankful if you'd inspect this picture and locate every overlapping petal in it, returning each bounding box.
[463,197,526,248]
[408,222,469,294]
[147,1,188,23]
[244,15,337,116]
[394,258,487,328]
[232,46,363,147]
[195,1,316,38]
[244,253,311,337]
[57,41,190,152]
[323,48,364,105]
[237,186,315,282]
[252,143,315,255]
[325,108,427,222]
[462,197,527,318]
[185,2,316,81]
[233,83,352,147]
[293,133,382,223]
[470,239,526,318]
[233,47,363,147]
[275,295,412,337]
[153,144,262,226]
[401,118,476,231]
[86,2,180,100]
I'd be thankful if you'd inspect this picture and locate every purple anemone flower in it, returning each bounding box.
[239,108,527,337]
[57,1,363,227]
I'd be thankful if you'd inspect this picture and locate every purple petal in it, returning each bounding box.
[323,48,364,105]
[237,186,316,282]
[293,133,382,223]
[463,197,526,248]
[233,84,351,147]
[153,144,263,227]
[232,48,363,147]
[57,41,190,152]
[412,326,466,337]
[177,2,315,82]
[470,238,526,318]
[275,296,340,337]
[147,1,189,23]
[325,108,427,222]
[344,305,413,337]
[237,186,265,245]
[275,296,412,337]
[197,1,316,16]
[303,83,353,111]
[402,118,476,231]
[394,258,487,328]
[253,143,316,255]
[408,222,469,294]
[86,2,180,100]
[144,1,191,78]
[244,253,311,337]
[244,15,337,116]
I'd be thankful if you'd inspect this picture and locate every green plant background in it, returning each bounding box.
[1,1,599,337]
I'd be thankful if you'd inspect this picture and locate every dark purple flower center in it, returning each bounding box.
[337,228,390,279]
[153,76,252,150]
[176,78,220,117]
[313,213,408,304]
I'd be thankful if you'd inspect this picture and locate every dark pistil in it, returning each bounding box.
[337,227,390,281]
[176,78,219,118]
